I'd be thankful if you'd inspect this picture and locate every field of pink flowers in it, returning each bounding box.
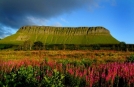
[0,59,134,87]
[0,50,134,87]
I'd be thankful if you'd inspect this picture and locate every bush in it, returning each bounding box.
[92,44,100,50]
[127,55,134,63]
[0,66,65,87]
[64,74,86,87]
[32,41,43,50]
[42,69,64,87]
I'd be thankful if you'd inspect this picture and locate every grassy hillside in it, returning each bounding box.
[0,26,119,45]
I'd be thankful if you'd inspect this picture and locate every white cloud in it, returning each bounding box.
[53,22,62,27]
[60,18,69,23]
[26,16,48,26]
[87,0,117,11]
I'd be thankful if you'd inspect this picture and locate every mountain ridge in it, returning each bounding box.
[0,26,119,45]
[17,26,110,35]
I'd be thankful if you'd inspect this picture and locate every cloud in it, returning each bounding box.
[87,0,117,11]
[0,0,96,38]
[53,22,62,27]
[26,16,48,26]
[0,0,93,28]
[60,18,69,24]
[0,25,15,38]
[0,0,115,38]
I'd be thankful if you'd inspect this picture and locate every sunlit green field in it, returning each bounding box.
[0,26,119,45]
[0,50,133,62]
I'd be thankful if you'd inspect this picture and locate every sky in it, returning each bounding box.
[0,0,134,44]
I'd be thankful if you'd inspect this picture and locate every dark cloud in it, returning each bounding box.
[0,0,95,38]
[0,0,93,28]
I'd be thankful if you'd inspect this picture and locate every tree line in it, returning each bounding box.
[0,41,134,51]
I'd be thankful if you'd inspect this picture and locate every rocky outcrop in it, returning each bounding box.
[17,26,110,35]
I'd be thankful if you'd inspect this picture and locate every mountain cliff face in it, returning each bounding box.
[0,26,119,44]
[17,26,110,35]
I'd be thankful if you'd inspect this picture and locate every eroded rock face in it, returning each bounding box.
[17,26,110,35]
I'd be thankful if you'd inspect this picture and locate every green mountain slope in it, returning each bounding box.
[0,26,119,45]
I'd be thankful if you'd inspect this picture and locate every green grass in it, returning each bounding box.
[0,26,119,45]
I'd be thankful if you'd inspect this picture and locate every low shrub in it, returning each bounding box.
[0,66,65,87]
[127,54,134,63]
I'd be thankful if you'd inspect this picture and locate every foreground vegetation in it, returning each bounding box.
[1,60,134,87]
[0,50,134,87]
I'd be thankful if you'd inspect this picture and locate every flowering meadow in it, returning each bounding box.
[0,50,134,87]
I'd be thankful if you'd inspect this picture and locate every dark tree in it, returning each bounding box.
[112,44,115,50]
[32,41,43,50]
[92,44,100,50]
[119,42,126,51]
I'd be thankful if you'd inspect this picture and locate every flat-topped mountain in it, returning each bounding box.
[18,26,110,35]
[0,26,119,44]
